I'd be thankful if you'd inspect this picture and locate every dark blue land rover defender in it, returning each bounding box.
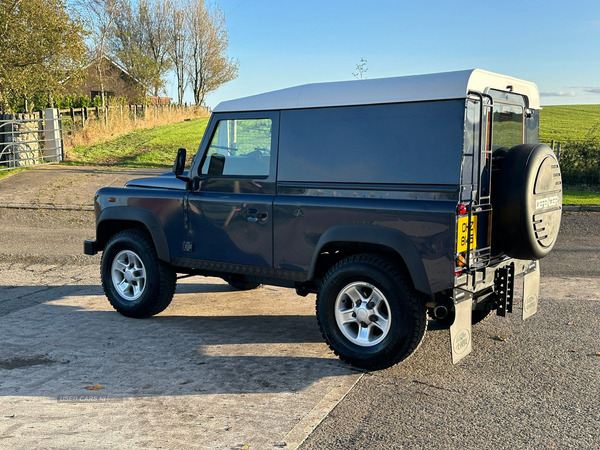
[84,69,562,369]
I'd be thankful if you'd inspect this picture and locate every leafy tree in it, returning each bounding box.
[110,0,172,97]
[185,0,238,106]
[0,0,87,112]
[75,0,120,107]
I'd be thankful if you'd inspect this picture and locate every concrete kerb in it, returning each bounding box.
[562,205,600,212]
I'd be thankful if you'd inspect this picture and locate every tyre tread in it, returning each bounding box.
[316,253,427,370]
[101,229,176,318]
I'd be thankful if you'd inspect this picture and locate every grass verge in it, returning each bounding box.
[563,189,600,206]
[66,117,210,168]
[0,167,29,181]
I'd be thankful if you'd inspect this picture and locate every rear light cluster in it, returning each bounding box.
[456,203,468,216]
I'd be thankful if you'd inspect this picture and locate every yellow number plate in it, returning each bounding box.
[457,216,477,253]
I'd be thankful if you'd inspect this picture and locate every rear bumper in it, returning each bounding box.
[84,239,98,255]
[455,258,536,294]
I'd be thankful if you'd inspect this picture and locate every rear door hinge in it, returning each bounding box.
[182,241,194,252]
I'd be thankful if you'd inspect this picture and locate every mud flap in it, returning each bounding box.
[450,289,473,364]
[522,262,540,320]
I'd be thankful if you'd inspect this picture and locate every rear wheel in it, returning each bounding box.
[101,229,176,318]
[316,254,427,370]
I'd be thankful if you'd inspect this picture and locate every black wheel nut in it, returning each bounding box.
[351,312,356,318]
[370,315,378,322]
[367,302,375,309]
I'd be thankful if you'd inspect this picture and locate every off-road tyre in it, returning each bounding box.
[101,229,177,318]
[316,254,427,370]
[228,282,261,291]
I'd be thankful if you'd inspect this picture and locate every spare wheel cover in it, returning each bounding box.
[492,143,562,260]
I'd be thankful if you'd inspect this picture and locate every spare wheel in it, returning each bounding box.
[491,143,562,260]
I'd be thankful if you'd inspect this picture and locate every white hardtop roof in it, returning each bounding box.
[213,69,540,113]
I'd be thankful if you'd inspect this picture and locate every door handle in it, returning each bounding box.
[244,209,268,222]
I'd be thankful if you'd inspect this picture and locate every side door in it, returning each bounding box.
[186,111,279,268]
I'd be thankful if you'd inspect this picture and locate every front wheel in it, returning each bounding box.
[316,254,427,370]
[101,229,176,318]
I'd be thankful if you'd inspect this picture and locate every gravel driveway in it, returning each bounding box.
[1,166,599,449]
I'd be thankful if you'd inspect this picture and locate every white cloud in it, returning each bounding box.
[583,88,600,94]
[540,91,575,97]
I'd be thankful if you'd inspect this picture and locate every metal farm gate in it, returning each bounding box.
[0,109,63,171]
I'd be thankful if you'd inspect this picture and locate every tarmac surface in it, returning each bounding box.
[1,165,599,449]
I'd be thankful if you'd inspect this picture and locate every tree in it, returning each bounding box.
[0,0,87,112]
[168,0,188,105]
[353,58,368,80]
[110,0,172,97]
[75,0,120,107]
[185,0,238,106]
[137,0,172,97]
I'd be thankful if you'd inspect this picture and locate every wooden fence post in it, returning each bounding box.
[70,107,75,126]
[133,105,137,123]
[104,105,109,127]
[556,142,561,162]
[82,107,87,128]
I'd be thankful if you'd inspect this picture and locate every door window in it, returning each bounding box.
[201,118,272,177]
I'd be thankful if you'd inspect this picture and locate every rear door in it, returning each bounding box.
[186,112,279,267]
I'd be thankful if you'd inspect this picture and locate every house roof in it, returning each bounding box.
[213,69,540,113]
[82,54,144,86]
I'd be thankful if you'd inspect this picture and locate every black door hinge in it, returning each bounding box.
[182,241,194,252]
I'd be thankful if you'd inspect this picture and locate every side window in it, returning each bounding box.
[201,118,272,177]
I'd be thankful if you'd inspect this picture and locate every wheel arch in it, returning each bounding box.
[97,207,170,262]
[308,225,432,295]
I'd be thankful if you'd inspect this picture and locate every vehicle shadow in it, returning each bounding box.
[0,284,357,399]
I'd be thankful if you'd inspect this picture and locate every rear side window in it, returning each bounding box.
[277,100,465,185]
[201,118,272,177]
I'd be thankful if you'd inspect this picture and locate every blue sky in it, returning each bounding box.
[170,0,600,107]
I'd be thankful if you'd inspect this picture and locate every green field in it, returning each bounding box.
[67,118,210,168]
[540,104,600,144]
[563,189,600,205]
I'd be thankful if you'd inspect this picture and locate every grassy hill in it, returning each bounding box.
[540,104,600,144]
[67,118,210,168]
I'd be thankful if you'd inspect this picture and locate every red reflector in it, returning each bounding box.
[108,198,116,203]
[457,203,467,216]
[455,270,464,276]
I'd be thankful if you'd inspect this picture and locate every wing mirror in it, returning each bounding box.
[173,147,191,185]
[173,147,186,176]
